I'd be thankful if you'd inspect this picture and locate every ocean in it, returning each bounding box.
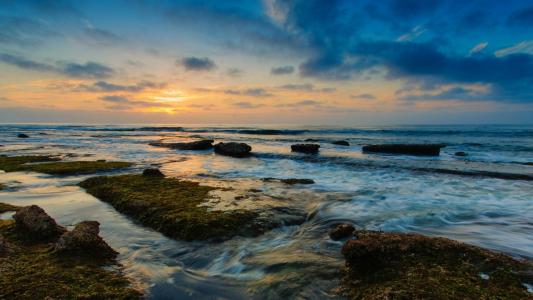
[1,124,532,298]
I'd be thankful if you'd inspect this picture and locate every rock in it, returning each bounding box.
[362,144,445,156]
[262,178,315,185]
[455,151,467,156]
[304,138,320,142]
[329,223,355,240]
[281,178,315,185]
[142,168,164,177]
[214,142,252,157]
[149,139,214,150]
[13,205,66,239]
[0,235,13,255]
[291,144,320,154]
[340,230,533,299]
[55,221,117,258]
[17,133,29,138]
[332,140,350,146]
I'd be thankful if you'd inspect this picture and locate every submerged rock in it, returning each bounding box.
[332,140,350,146]
[340,230,533,299]
[149,139,214,150]
[291,144,320,154]
[13,205,66,239]
[362,144,445,156]
[455,151,468,156]
[17,133,29,138]
[214,142,252,157]
[329,223,355,240]
[142,168,164,177]
[55,221,117,258]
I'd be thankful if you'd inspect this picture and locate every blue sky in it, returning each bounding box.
[0,0,532,124]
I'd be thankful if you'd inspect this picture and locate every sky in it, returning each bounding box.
[0,0,532,125]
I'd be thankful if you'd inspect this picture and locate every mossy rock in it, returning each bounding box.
[79,174,270,241]
[0,203,20,214]
[0,220,141,299]
[340,230,533,299]
[0,155,132,175]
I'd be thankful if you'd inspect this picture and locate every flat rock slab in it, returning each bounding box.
[340,230,533,299]
[214,142,252,157]
[362,143,445,156]
[79,174,301,242]
[149,139,214,150]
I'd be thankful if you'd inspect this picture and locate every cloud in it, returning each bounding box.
[469,42,488,55]
[60,62,114,78]
[351,93,376,100]
[271,65,294,75]
[179,57,217,71]
[277,99,321,108]
[224,88,273,97]
[396,26,425,42]
[279,83,335,92]
[398,87,487,101]
[100,95,167,110]
[0,53,114,78]
[78,80,165,92]
[232,101,264,109]
[495,41,533,57]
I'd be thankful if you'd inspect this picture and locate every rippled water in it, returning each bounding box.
[0,124,532,299]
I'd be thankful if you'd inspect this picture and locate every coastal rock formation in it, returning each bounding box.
[455,151,468,156]
[13,205,66,239]
[332,140,350,146]
[340,230,533,299]
[17,133,29,138]
[262,178,315,185]
[214,142,252,157]
[55,221,117,258]
[362,144,445,156]
[291,144,320,154]
[79,174,294,241]
[149,139,214,150]
[329,223,355,240]
[142,168,164,177]
[0,235,13,255]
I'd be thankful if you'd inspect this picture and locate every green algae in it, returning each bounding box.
[0,155,132,175]
[0,220,141,300]
[79,174,266,241]
[0,203,20,213]
[340,230,533,299]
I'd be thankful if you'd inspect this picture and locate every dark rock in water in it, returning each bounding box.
[304,138,320,142]
[332,140,350,146]
[55,221,117,258]
[291,144,320,154]
[340,230,533,299]
[329,223,355,240]
[13,205,66,239]
[262,178,315,184]
[362,144,445,156]
[524,162,533,166]
[455,151,468,157]
[149,139,214,150]
[281,178,315,185]
[142,168,164,177]
[214,142,252,157]
[38,132,48,135]
[17,133,29,138]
